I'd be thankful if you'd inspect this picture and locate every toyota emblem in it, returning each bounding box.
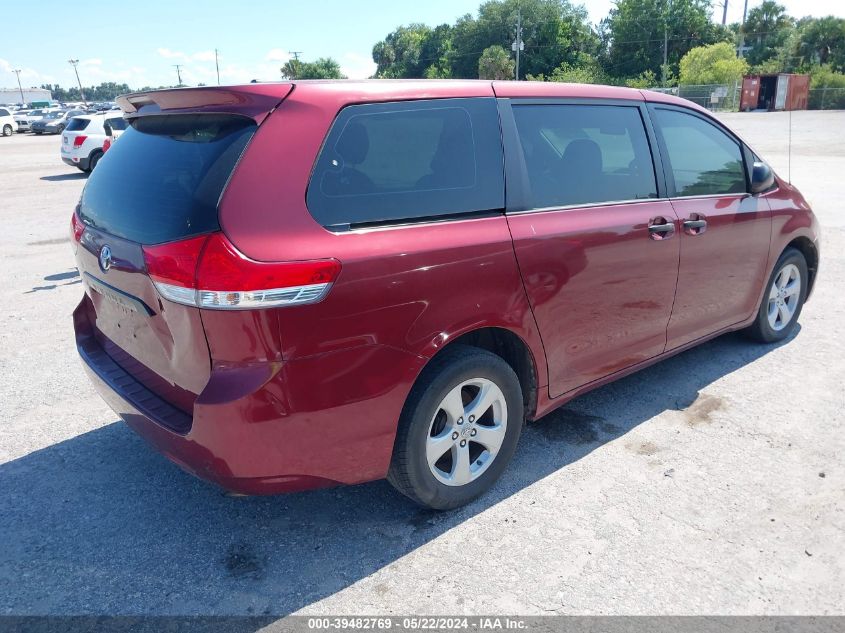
[98,245,113,273]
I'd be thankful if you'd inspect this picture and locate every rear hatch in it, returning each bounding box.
[72,85,292,415]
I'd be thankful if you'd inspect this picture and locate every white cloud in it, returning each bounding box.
[265,48,292,63]
[156,48,186,60]
[81,58,103,67]
[192,51,216,62]
[340,52,376,80]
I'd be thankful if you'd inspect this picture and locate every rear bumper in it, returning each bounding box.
[62,156,89,170]
[74,297,425,495]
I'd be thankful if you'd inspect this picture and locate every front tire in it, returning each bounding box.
[746,247,807,343]
[2,124,12,137]
[388,345,523,510]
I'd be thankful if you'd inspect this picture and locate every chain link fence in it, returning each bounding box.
[648,83,845,111]
[809,87,845,110]
[645,83,741,112]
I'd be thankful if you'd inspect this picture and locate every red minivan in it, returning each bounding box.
[71,81,820,509]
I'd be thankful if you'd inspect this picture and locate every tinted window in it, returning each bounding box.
[66,118,90,131]
[512,105,657,209]
[79,114,255,244]
[653,108,746,196]
[104,117,127,135]
[0,109,8,117]
[307,98,504,228]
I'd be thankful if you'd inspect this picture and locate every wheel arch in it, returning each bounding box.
[417,326,540,422]
[784,236,819,299]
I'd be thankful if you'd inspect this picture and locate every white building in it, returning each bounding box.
[0,87,53,105]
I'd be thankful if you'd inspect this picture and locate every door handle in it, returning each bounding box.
[683,217,707,235]
[647,218,675,240]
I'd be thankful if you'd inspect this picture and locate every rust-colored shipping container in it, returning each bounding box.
[740,73,810,111]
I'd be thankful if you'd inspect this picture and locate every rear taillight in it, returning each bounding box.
[143,232,340,310]
[70,211,85,254]
[102,138,111,152]
[72,135,87,148]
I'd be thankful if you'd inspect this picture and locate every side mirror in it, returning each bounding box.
[751,161,775,194]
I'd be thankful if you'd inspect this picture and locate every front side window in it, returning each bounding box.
[511,104,658,209]
[653,108,746,197]
[307,98,504,228]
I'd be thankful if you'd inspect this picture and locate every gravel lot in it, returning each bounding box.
[0,110,843,616]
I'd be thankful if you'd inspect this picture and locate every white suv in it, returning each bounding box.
[61,113,127,172]
[0,108,18,136]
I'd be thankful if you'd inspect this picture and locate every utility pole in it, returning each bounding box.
[721,0,728,25]
[215,49,220,85]
[13,69,25,104]
[173,64,183,87]
[738,0,749,58]
[662,0,672,85]
[511,9,524,80]
[67,59,87,105]
[287,51,303,79]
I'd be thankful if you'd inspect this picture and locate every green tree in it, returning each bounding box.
[600,0,732,83]
[788,16,845,72]
[282,57,346,80]
[679,42,748,85]
[528,52,608,83]
[741,1,794,67]
[478,45,515,79]
[450,0,598,79]
[373,24,438,78]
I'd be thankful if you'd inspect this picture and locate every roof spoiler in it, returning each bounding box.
[116,83,295,124]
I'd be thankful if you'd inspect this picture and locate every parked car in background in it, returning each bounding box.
[70,81,820,510]
[61,112,127,172]
[0,107,18,136]
[13,110,32,132]
[31,109,86,135]
[14,107,61,132]
[101,120,125,153]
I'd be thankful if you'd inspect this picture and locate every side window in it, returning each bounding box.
[511,104,657,209]
[306,98,504,228]
[653,108,746,196]
[0,109,9,117]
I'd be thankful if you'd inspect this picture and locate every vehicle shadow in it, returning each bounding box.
[24,270,81,294]
[0,329,797,617]
[40,173,87,182]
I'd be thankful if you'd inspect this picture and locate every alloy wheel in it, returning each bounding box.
[426,378,507,486]
[767,263,801,331]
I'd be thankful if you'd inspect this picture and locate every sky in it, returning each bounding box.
[2,0,844,91]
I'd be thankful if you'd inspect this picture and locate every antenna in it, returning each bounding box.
[215,49,220,85]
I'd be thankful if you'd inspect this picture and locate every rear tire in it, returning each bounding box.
[2,124,11,137]
[88,150,103,172]
[745,247,807,343]
[388,345,523,510]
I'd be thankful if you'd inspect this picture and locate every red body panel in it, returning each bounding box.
[666,194,771,350]
[506,201,680,398]
[73,80,820,495]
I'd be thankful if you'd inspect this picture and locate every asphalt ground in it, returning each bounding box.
[0,110,842,616]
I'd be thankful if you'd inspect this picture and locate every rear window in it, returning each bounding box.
[307,98,504,229]
[79,114,256,244]
[66,118,90,131]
